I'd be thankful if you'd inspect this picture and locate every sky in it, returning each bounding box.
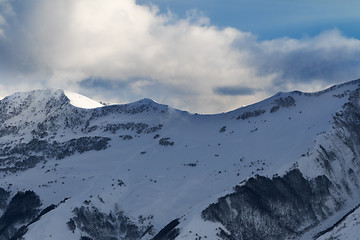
[0,0,360,113]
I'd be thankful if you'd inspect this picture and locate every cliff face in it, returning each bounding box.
[202,170,337,240]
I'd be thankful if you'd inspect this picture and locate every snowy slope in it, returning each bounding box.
[317,205,360,240]
[0,81,359,240]
[64,90,103,109]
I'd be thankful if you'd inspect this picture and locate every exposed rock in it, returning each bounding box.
[151,219,180,240]
[237,110,265,120]
[202,170,339,239]
[104,123,162,134]
[219,126,227,133]
[0,189,9,211]
[69,205,153,240]
[270,96,296,113]
[0,137,110,172]
[0,191,41,240]
[159,138,174,146]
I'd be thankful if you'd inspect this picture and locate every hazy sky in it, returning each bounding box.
[0,0,360,113]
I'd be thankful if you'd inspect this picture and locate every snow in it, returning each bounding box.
[64,90,103,109]
[318,207,360,240]
[0,80,359,239]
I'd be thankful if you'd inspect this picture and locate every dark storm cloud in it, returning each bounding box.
[225,29,360,93]
[251,31,360,87]
[0,0,49,79]
[214,86,257,96]
[80,77,131,90]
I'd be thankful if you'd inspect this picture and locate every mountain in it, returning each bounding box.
[0,80,360,239]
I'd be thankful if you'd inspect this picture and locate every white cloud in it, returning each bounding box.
[0,0,360,113]
[15,0,269,112]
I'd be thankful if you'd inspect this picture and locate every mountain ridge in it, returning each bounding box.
[0,79,360,239]
[4,77,360,116]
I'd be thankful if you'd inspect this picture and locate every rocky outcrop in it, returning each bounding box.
[151,219,180,240]
[236,110,266,120]
[68,205,153,240]
[202,170,339,239]
[0,191,41,240]
[270,96,296,113]
[0,136,110,172]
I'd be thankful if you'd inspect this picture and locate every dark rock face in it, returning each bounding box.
[69,206,153,240]
[103,123,163,134]
[236,110,266,120]
[0,189,9,211]
[219,126,227,133]
[202,170,338,240]
[270,96,296,113]
[0,136,110,172]
[10,204,58,240]
[159,138,174,146]
[151,219,180,240]
[0,191,41,240]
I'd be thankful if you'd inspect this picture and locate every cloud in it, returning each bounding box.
[251,30,360,88]
[0,0,360,113]
[0,0,13,37]
[214,86,258,96]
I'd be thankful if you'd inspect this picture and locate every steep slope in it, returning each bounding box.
[186,81,360,240]
[0,80,359,239]
[316,204,360,240]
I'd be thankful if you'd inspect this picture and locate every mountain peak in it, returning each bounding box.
[1,89,69,113]
[131,98,165,107]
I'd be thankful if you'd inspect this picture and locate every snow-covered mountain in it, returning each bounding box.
[1,80,360,240]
